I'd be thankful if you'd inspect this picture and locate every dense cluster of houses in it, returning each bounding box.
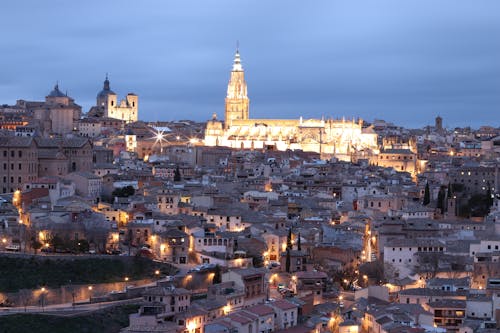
[2,87,500,332]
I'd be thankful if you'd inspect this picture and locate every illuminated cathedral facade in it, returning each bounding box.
[204,49,379,161]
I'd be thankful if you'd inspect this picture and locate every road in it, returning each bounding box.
[0,297,143,317]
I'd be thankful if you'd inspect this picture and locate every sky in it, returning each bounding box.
[1,1,499,129]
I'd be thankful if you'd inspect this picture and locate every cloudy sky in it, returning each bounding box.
[1,1,499,128]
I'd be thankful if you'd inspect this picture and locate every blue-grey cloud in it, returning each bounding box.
[0,0,499,129]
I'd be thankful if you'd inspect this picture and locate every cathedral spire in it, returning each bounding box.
[232,46,243,72]
[225,46,249,127]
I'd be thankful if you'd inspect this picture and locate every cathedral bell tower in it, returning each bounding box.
[225,47,249,129]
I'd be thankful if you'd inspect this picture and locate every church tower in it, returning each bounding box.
[96,75,117,116]
[224,48,249,129]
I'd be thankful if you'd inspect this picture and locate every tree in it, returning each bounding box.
[174,166,181,182]
[360,260,385,285]
[437,186,446,213]
[285,249,291,273]
[212,265,222,284]
[18,289,32,312]
[252,255,264,268]
[112,186,135,198]
[51,235,65,252]
[330,268,357,290]
[423,183,430,206]
[30,237,42,254]
[297,232,301,251]
[76,239,89,253]
[486,183,494,208]
[286,228,292,251]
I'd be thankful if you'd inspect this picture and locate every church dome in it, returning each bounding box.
[47,84,67,98]
[97,76,116,98]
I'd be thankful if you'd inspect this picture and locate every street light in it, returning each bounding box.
[88,285,93,302]
[40,287,47,312]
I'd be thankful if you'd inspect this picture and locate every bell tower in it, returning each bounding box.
[225,47,249,128]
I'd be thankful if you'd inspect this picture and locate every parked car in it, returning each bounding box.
[188,267,201,273]
[5,244,20,252]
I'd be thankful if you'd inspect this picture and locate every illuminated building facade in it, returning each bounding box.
[204,49,379,161]
[89,76,138,123]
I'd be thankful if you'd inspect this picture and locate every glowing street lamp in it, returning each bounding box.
[40,287,47,311]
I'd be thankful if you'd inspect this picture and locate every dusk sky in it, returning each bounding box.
[1,1,499,128]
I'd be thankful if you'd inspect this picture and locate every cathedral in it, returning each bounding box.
[204,49,379,161]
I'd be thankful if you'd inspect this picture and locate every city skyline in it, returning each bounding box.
[1,1,499,128]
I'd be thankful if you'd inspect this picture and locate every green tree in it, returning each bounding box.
[77,239,90,253]
[51,235,65,252]
[252,255,264,268]
[486,183,494,207]
[174,166,181,182]
[437,186,446,213]
[286,228,292,251]
[30,237,42,254]
[112,186,135,198]
[423,183,430,206]
[297,232,301,251]
[285,249,291,273]
[212,265,222,284]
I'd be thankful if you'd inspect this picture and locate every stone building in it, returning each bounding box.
[204,49,379,161]
[0,136,39,193]
[32,84,82,136]
[88,76,138,123]
[374,136,418,177]
[1,84,81,136]
[35,137,93,174]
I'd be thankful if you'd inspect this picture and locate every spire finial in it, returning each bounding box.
[232,43,243,71]
[104,74,110,90]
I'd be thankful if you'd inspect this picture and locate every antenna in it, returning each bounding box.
[236,40,239,52]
